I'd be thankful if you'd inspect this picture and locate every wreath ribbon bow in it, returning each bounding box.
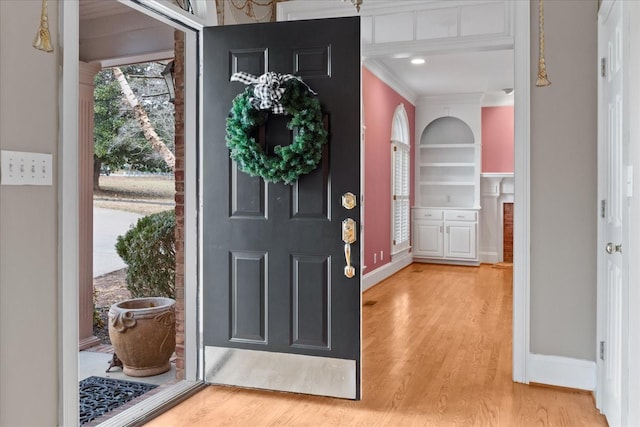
[230,71,316,114]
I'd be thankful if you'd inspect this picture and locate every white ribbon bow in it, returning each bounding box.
[230,72,316,114]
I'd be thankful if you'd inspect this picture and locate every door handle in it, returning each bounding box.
[606,242,622,254]
[344,243,355,278]
[342,218,356,278]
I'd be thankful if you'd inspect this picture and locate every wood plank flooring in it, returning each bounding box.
[145,264,607,426]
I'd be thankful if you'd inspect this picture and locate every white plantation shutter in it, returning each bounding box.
[392,141,410,253]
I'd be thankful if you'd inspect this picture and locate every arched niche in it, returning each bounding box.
[420,116,474,145]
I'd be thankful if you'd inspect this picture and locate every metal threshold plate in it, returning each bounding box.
[205,346,356,399]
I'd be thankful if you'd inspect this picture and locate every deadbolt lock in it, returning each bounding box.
[342,192,357,210]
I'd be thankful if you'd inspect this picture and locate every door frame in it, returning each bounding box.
[59,0,532,424]
[59,1,206,425]
[277,0,531,384]
[512,0,530,384]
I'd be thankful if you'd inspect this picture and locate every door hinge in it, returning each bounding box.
[601,199,606,218]
[393,195,397,201]
[600,341,605,360]
[601,57,607,78]
[393,146,397,152]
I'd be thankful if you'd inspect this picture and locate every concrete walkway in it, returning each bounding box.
[93,207,142,277]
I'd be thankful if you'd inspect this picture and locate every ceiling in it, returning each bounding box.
[79,0,175,67]
[78,0,514,102]
[369,49,514,102]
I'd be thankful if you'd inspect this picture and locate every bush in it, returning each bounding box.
[116,210,175,299]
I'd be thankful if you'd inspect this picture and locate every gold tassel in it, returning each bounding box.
[33,0,54,53]
[536,0,551,87]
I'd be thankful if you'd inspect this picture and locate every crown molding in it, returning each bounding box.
[363,59,417,105]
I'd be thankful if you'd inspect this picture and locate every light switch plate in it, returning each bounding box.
[1,150,53,186]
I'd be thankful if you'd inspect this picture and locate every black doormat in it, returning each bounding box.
[79,376,157,425]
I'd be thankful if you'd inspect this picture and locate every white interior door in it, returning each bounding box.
[598,1,627,425]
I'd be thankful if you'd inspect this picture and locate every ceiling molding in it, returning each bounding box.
[417,93,484,105]
[363,59,417,105]
[362,35,514,59]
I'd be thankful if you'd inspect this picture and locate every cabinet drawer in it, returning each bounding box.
[445,210,477,221]
[413,209,444,220]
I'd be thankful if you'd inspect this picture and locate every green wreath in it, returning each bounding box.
[225,78,328,185]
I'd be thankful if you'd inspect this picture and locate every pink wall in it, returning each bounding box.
[362,67,416,273]
[481,106,514,173]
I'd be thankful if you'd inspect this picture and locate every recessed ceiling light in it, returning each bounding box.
[411,58,426,65]
[392,53,412,59]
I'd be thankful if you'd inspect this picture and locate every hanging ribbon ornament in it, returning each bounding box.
[33,0,53,52]
[536,0,551,87]
[225,72,328,185]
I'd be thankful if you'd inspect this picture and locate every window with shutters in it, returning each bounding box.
[391,104,410,255]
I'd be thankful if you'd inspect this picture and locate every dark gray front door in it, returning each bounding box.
[202,17,361,399]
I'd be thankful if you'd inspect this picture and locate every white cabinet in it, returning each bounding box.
[415,220,444,257]
[413,95,481,265]
[413,208,478,264]
[445,221,477,259]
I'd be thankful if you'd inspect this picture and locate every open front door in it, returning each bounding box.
[202,17,361,399]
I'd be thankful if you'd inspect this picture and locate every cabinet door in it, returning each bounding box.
[414,220,444,257]
[445,221,477,259]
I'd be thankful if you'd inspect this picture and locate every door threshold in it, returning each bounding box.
[97,380,206,427]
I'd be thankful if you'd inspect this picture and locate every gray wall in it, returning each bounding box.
[0,0,600,424]
[530,0,598,360]
[0,1,60,425]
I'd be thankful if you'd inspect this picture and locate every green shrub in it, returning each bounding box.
[116,210,175,299]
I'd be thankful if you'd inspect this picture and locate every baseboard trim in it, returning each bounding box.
[480,251,499,264]
[363,253,413,292]
[527,353,596,391]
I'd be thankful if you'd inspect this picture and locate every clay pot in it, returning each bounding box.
[108,297,175,377]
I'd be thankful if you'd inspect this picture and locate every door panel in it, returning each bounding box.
[598,1,625,425]
[202,17,361,399]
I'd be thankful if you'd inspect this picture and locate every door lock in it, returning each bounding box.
[342,218,356,245]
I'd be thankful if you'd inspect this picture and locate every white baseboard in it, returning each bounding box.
[362,252,413,292]
[527,353,597,391]
[480,251,499,264]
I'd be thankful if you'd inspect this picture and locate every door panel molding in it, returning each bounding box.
[291,254,331,350]
[230,251,268,344]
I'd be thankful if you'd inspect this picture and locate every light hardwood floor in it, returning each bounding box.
[146,264,607,426]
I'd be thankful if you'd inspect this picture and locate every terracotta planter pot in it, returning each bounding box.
[108,297,176,377]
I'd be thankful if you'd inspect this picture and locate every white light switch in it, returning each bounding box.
[1,150,53,186]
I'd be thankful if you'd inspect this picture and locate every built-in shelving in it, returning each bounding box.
[413,99,481,265]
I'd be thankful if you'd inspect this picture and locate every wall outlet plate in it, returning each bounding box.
[1,150,53,186]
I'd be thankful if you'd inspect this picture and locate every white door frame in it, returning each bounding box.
[512,0,530,384]
[59,1,207,425]
[59,0,531,424]
[277,0,531,385]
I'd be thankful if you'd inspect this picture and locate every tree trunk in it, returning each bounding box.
[93,156,102,191]
[113,67,176,171]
